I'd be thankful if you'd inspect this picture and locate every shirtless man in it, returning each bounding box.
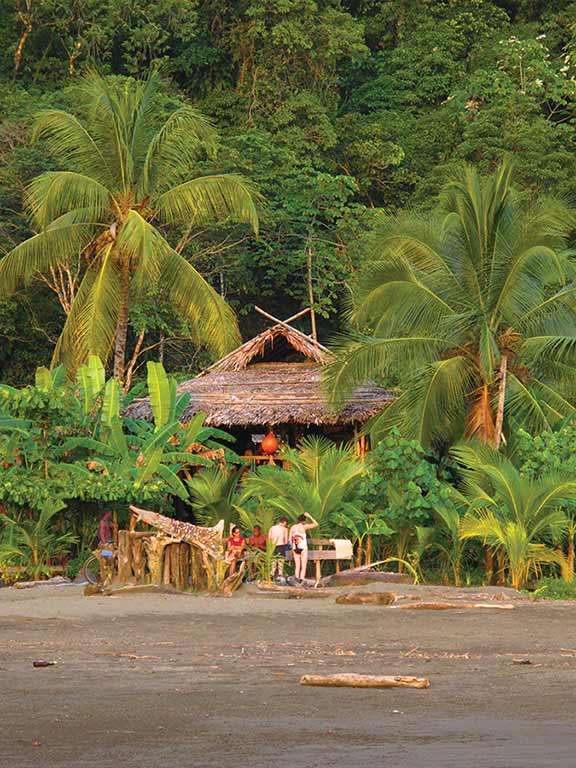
[268,517,289,579]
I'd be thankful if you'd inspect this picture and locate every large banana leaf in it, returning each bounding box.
[147,361,176,430]
[101,378,121,427]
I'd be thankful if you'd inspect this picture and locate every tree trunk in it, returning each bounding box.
[568,530,575,575]
[306,246,317,341]
[494,353,508,449]
[485,547,494,584]
[113,259,130,384]
[364,535,372,566]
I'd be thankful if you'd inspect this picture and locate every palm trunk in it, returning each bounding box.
[113,259,130,384]
[494,353,508,449]
[568,528,575,574]
[485,546,494,584]
[364,534,372,566]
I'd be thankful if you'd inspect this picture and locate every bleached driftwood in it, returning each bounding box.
[393,602,515,611]
[300,673,429,689]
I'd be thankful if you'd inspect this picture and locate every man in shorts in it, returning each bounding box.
[268,517,289,580]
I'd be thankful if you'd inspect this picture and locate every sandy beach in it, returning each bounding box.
[2,582,576,767]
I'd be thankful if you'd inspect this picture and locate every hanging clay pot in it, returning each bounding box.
[261,430,279,455]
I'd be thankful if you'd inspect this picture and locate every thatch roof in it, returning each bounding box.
[126,324,393,427]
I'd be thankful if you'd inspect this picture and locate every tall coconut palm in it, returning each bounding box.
[453,443,575,589]
[326,164,576,449]
[0,71,259,383]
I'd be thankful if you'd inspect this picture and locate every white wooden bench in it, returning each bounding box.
[287,538,354,580]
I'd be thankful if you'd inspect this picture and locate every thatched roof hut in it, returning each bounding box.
[126,323,392,428]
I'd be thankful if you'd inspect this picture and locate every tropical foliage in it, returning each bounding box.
[327,164,576,449]
[0,71,259,383]
[0,501,78,581]
[242,436,366,535]
[453,443,575,589]
[0,357,234,517]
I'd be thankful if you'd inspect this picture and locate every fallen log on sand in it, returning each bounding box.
[300,673,429,689]
[257,583,332,599]
[335,591,396,605]
[320,565,412,587]
[394,601,515,611]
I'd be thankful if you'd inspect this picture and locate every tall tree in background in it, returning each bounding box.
[0,71,259,383]
[327,164,576,449]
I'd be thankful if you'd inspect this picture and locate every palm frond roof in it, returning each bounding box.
[126,323,393,426]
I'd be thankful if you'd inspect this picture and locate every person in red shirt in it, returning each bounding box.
[247,525,268,578]
[226,526,245,575]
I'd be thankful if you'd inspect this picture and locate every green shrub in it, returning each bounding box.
[532,577,576,601]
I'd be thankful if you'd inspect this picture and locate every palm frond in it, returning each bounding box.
[155,174,260,234]
[25,171,114,229]
[52,243,121,373]
[0,222,95,297]
[31,109,111,186]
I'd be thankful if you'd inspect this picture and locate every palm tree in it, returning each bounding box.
[453,443,575,589]
[0,71,259,383]
[242,436,365,534]
[0,502,78,581]
[187,466,245,530]
[327,164,576,449]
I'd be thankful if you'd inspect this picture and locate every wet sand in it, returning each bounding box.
[2,583,576,767]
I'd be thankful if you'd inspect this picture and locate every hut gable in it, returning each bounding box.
[201,323,331,373]
[126,322,393,427]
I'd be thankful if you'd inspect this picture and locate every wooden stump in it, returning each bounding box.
[300,674,429,689]
[131,536,146,584]
[117,530,133,584]
[335,591,396,605]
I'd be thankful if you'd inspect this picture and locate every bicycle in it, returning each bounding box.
[80,546,116,587]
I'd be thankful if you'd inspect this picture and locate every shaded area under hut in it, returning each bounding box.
[126,312,393,463]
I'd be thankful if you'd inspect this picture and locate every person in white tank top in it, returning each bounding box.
[289,512,318,582]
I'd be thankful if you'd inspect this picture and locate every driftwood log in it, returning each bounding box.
[300,674,429,689]
[257,584,332,599]
[131,535,147,583]
[335,591,396,605]
[117,530,133,583]
[320,565,412,588]
[394,602,515,611]
[144,534,177,585]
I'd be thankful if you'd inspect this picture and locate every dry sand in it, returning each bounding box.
[2,582,576,767]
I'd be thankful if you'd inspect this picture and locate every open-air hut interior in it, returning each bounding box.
[127,318,393,462]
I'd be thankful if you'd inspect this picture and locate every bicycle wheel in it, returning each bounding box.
[80,554,100,585]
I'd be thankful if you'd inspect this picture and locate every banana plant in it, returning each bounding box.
[75,356,106,416]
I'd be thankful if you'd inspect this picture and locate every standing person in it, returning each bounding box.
[226,526,246,575]
[268,516,289,580]
[247,525,268,579]
[289,512,318,583]
[98,511,117,546]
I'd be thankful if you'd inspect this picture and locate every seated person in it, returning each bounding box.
[226,526,246,575]
[248,525,268,551]
[247,524,268,579]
